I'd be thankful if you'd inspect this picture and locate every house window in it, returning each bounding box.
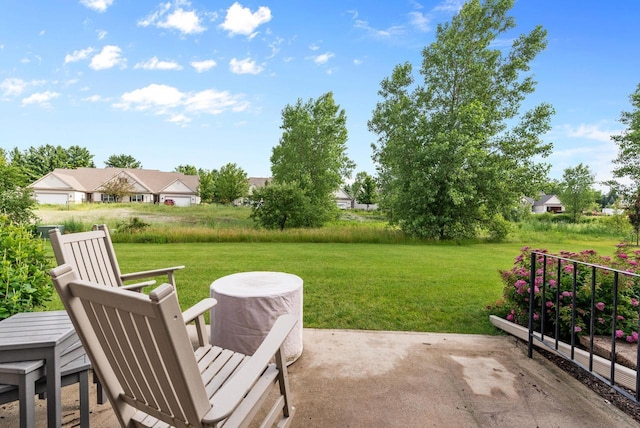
[131,194,144,203]
[101,194,116,203]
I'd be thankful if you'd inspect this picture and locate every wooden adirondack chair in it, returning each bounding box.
[48,224,211,346]
[49,264,297,428]
[49,224,184,292]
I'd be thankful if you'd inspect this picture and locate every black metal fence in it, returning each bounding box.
[527,251,640,402]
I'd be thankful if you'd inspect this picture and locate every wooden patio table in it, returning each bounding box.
[0,311,80,428]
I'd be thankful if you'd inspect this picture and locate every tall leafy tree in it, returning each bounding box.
[105,154,142,169]
[610,82,640,243]
[271,92,355,227]
[558,163,596,222]
[213,163,249,205]
[369,0,553,240]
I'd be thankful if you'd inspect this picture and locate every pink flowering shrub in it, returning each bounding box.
[491,245,640,343]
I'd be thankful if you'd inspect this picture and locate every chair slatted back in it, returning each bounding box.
[50,265,211,428]
[49,226,123,288]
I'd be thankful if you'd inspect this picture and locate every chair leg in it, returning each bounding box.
[94,371,107,404]
[18,371,39,428]
[79,370,90,428]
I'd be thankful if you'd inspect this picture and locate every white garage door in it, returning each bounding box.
[36,192,69,205]
[171,197,191,207]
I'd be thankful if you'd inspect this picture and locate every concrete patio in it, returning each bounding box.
[1,329,638,427]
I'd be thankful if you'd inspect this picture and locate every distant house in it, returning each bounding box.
[248,177,271,194]
[524,194,564,214]
[334,188,353,209]
[29,168,200,206]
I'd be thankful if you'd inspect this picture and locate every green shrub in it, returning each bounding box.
[116,217,150,233]
[0,216,53,319]
[491,245,640,343]
[61,217,88,233]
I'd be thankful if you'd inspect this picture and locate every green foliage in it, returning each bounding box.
[557,163,596,222]
[0,216,52,319]
[61,218,89,233]
[492,246,640,342]
[116,217,150,233]
[250,182,311,230]
[197,169,217,203]
[0,162,38,224]
[369,0,553,240]
[9,145,95,183]
[271,91,355,227]
[98,177,135,202]
[213,163,249,204]
[349,171,378,207]
[175,164,198,175]
[104,154,142,169]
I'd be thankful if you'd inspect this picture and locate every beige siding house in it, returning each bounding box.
[29,168,200,206]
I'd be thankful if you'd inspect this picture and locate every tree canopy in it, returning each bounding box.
[270,91,354,227]
[558,163,596,222]
[105,154,142,169]
[213,163,249,204]
[369,0,553,240]
[10,145,95,183]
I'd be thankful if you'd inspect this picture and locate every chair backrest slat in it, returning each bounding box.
[50,227,123,288]
[51,265,211,428]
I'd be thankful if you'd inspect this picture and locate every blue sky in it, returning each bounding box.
[1,1,639,189]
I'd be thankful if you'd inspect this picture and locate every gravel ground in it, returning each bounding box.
[539,348,640,423]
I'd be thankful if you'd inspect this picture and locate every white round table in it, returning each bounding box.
[210,271,303,365]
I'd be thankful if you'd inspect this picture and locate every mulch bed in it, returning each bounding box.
[537,347,640,423]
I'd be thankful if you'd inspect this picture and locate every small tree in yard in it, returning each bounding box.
[99,178,135,202]
[213,163,249,205]
[558,163,596,222]
[250,182,310,230]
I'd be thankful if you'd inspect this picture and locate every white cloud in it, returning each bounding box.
[1,78,28,97]
[21,91,60,107]
[82,94,109,102]
[353,18,405,39]
[90,45,126,70]
[229,57,264,75]
[113,83,248,122]
[184,89,249,114]
[190,59,217,72]
[559,123,622,142]
[433,0,464,12]
[134,57,183,70]
[353,58,363,65]
[409,11,430,32]
[80,0,114,13]
[96,30,107,40]
[138,1,205,35]
[220,2,271,37]
[64,47,95,64]
[313,52,335,65]
[309,43,320,51]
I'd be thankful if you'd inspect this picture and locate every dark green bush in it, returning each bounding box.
[0,216,53,319]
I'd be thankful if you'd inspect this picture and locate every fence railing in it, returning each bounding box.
[527,251,640,402]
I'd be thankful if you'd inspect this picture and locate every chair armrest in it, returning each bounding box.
[183,298,217,347]
[204,314,297,422]
[120,266,185,282]
[182,298,217,324]
[121,281,156,292]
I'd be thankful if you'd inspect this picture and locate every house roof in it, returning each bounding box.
[29,168,199,194]
[534,194,562,207]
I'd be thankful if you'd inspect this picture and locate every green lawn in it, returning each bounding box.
[44,239,621,335]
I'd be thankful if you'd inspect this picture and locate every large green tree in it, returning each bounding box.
[369,0,553,240]
[610,82,640,243]
[197,168,217,203]
[250,181,310,230]
[105,154,142,169]
[558,163,596,222]
[10,145,95,183]
[271,92,355,227]
[213,163,249,205]
[349,171,378,209]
